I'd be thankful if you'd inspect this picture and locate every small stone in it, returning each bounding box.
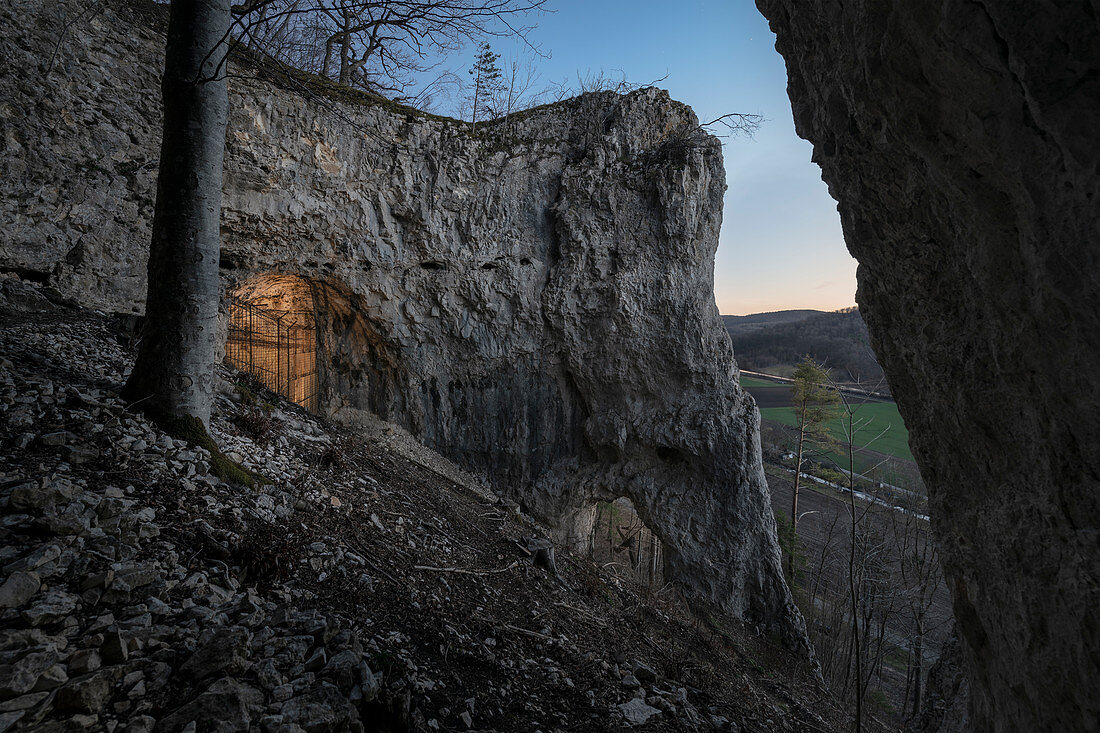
[21,589,79,626]
[0,572,40,608]
[81,571,114,592]
[280,683,350,732]
[0,711,24,731]
[0,691,48,712]
[8,483,59,513]
[302,648,326,673]
[68,649,101,676]
[39,431,74,446]
[69,713,100,728]
[100,631,128,664]
[320,650,359,694]
[0,651,58,698]
[31,664,68,691]
[632,661,657,682]
[111,563,158,593]
[618,698,661,726]
[158,677,262,733]
[122,714,155,733]
[54,671,115,714]
[180,627,249,681]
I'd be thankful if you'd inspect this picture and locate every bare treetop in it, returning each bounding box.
[232,0,548,103]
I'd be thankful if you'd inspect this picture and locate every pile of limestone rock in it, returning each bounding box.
[1,319,387,732]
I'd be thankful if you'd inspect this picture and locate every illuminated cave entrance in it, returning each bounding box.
[591,498,664,588]
[226,275,320,412]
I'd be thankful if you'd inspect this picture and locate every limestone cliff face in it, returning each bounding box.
[756,1,1100,730]
[0,0,807,643]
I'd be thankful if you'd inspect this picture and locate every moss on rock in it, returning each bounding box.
[161,415,268,488]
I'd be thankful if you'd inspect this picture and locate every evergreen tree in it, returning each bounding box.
[787,356,839,578]
[467,42,504,133]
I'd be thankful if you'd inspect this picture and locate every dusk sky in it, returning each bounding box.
[481,0,857,315]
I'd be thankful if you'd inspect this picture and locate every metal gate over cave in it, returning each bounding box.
[226,296,319,413]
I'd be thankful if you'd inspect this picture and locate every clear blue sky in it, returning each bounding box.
[478,0,857,315]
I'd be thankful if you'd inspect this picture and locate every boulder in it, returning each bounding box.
[280,682,352,733]
[179,627,250,681]
[156,677,263,733]
[54,670,116,714]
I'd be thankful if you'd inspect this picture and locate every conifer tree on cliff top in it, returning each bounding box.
[468,42,504,132]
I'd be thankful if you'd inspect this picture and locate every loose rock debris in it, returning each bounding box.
[0,288,862,732]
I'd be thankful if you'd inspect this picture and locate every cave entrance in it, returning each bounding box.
[225,275,320,412]
[591,498,664,588]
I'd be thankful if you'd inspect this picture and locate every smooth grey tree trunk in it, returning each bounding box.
[123,0,231,427]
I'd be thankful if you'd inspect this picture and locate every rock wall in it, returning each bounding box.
[756,1,1100,729]
[0,0,807,644]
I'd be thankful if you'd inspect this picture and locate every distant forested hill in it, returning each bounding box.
[723,308,886,387]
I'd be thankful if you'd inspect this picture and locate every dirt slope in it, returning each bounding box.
[0,279,867,732]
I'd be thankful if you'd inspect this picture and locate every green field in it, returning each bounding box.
[760,402,914,464]
[739,375,783,388]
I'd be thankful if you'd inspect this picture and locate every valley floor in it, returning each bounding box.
[0,283,870,732]
[763,465,953,729]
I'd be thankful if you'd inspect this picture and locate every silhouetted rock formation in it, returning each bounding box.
[757,1,1100,729]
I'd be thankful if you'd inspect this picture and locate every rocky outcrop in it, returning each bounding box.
[919,625,970,733]
[0,0,805,644]
[756,1,1100,730]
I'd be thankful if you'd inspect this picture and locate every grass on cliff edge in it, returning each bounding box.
[739,375,782,388]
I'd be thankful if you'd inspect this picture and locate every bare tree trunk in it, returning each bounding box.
[903,645,914,719]
[323,36,335,78]
[789,408,806,578]
[471,66,481,134]
[338,11,351,85]
[123,0,230,427]
[846,408,863,733]
[913,617,925,718]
